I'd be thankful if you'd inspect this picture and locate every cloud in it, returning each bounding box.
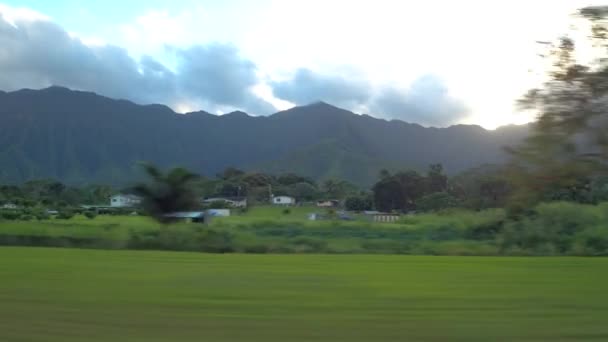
[0,8,275,115]
[270,69,469,127]
[271,68,371,109]
[177,44,275,114]
[370,75,470,127]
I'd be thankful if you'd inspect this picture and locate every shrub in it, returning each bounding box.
[35,212,50,220]
[282,208,291,215]
[345,195,373,211]
[84,211,98,219]
[56,210,75,220]
[20,214,34,221]
[1,211,21,220]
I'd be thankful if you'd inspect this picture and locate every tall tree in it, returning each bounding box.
[133,163,200,224]
[426,163,448,193]
[508,6,608,207]
[373,170,425,212]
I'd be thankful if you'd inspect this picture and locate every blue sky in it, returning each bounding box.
[0,0,603,128]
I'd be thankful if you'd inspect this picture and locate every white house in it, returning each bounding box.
[316,200,339,208]
[202,197,247,208]
[110,194,142,208]
[271,196,296,206]
[1,203,18,209]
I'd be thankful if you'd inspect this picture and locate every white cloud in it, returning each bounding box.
[0,3,50,26]
[2,0,608,128]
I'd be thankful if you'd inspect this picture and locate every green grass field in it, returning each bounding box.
[0,247,607,341]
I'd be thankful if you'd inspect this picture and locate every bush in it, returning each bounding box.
[35,212,50,220]
[282,208,291,215]
[56,210,75,220]
[1,211,21,220]
[20,214,34,221]
[84,211,98,219]
[345,195,373,211]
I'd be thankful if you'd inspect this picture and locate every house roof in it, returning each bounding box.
[203,197,246,202]
[164,211,205,218]
[112,194,141,199]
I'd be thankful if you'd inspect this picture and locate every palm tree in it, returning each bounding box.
[133,163,200,224]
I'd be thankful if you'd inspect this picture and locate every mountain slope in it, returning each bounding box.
[0,87,529,186]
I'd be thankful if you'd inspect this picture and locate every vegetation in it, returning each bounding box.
[508,7,608,211]
[1,202,607,255]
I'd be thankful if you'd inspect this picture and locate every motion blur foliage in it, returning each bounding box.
[56,210,75,220]
[84,211,97,219]
[507,7,608,211]
[132,163,200,224]
[499,202,608,255]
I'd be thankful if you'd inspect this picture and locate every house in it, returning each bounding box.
[110,194,142,208]
[371,213,400,223]
[202,197,247,208]
[316,200,339,208]
[163,211,206,223]
[1,203,18,209]
[271,195,296,206]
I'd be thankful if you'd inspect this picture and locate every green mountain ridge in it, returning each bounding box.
[0,86,529,186]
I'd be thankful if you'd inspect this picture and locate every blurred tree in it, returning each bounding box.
[288,182,319,201]
[344,194,373,211]
[373,170,425,212]
[133,163,200,224]
[322,179,358,199]
[508,6,608,208]
[426,163,448,193]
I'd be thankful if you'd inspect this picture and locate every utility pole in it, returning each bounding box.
[268,184,273,203]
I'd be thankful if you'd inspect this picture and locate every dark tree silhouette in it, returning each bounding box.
[133,163,200,224]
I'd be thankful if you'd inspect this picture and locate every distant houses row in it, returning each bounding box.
[108,194,339,209]
[2,195,336,210]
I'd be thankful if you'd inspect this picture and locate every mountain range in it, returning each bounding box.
[0,86,529,186]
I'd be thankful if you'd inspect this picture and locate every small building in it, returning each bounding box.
[163,211,206,223]
[371,213,400,223]
[271,196,296,206]
[110,194,142,208]
[206,209,230,217]
[316,200,339,208]
[202,197,247,208]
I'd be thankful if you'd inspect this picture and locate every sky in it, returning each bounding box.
[0,0,605,128]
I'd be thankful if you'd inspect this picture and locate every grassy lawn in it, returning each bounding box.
[0,247,606,341]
